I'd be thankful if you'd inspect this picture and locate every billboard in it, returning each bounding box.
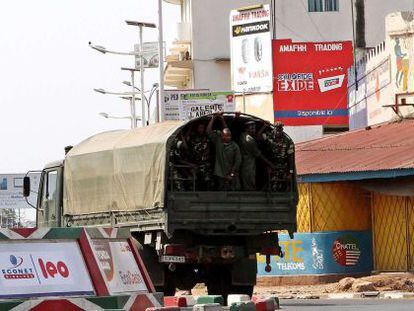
[257,231,372,276]
[0,241,94,298]
[163,90,235,121]
[230,4,273,93]
[273,39,354,126]
[0,173,40,210]
[134,41,165,69]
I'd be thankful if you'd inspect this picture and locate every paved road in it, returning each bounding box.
[279,299,414,310]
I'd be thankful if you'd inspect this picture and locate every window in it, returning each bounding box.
[325,0,339,11]
[308,0,339,12]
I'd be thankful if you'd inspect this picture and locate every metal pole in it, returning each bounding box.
[158,0,165,122]
[130,71,137,129]
[351,0,358,91]
[242,91,246,113]
[156,89,160,122]
[139,25,146,127]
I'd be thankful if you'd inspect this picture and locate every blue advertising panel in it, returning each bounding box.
[257,231,372,276]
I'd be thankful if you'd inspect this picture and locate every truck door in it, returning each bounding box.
[37,168,62,227]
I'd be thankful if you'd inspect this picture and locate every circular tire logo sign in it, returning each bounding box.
[332,235,361,266]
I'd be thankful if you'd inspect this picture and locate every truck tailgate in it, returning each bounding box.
[167,191,297,235]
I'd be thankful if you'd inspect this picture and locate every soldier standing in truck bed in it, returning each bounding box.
[185,122,214,191]
[239,121,276,191]
[258,121,294,191]
[168,135,196,191]
[207,113,242,191]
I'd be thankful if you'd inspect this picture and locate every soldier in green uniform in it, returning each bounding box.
[239,121,276,191]
[168,135,196,191]
[207,113,242,191]
[185,122,214,191]
[258,121,294,191]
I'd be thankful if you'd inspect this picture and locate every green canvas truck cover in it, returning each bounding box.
[64,121,183,215]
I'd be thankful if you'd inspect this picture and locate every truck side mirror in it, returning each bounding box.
[23,176,31,197]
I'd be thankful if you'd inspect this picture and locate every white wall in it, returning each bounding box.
[365,0,414,47]
[285,125,324,143]
[274,0,353,42]
[193,60,231,91]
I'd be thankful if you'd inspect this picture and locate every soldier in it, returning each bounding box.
[207,113,242,191]
[239,121,276,191]
[185,122,214,191]
[168,135,196,191]
[258,121,294,191]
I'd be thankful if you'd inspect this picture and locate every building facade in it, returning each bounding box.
[163,0,414,141]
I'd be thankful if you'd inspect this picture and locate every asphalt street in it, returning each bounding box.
[279,299,414,310]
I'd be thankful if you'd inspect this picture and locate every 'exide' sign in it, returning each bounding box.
[0,242,94,298]
[273,39,353,126]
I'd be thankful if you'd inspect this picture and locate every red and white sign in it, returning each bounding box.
[0,242,94,298]
[273,39,354,126]
[92,240,148,295]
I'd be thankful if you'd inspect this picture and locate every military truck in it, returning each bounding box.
[23,113,297,297]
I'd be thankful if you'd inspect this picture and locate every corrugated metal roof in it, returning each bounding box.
[296,119,414,176]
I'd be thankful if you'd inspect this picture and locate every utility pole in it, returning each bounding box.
[158,0,165,122]
[139,25,146,127]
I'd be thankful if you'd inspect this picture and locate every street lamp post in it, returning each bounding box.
[99,112,141,122]
[121,67,142,128]
[125,20,156,128]
[94,87,142,129]
[122,81,159,125]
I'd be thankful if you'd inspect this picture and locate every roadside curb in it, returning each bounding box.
[380,292,414,299]
[318,291,414,300]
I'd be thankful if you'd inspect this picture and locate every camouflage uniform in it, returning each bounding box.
[168,138,185,191]
[239,132,261,191]
[188,134,213,190]
[263,129,294,192]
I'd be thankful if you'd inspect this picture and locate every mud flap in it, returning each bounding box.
[231,257,257,286]
[134,239,165,286]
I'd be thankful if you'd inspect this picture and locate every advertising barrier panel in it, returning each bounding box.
[91,239,148,294]
[273,39,354,126]
[230,5,273,93]
[257,231,372,276]
[0,241,94,298]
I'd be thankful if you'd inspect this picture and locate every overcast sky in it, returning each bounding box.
[0,1,179,172]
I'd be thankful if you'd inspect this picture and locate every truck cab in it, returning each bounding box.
[34,161,64,228]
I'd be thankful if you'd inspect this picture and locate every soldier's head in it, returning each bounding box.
[196,122,206,135]
[221,128,232,143]
[244,121,256,136]
[273,121,284,138]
